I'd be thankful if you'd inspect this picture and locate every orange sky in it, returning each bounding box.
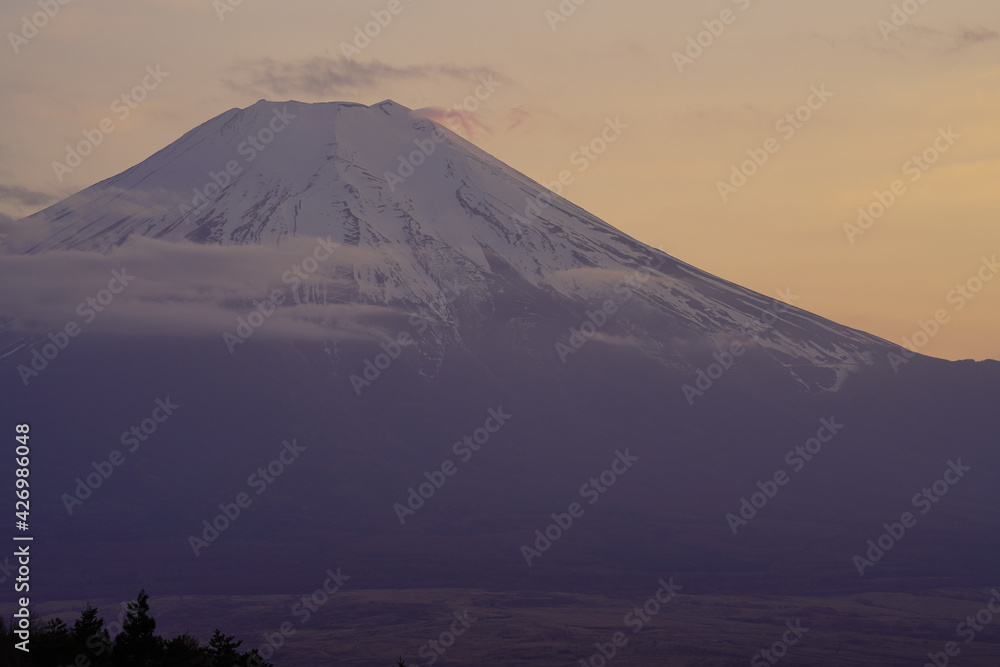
[1,0,998,361]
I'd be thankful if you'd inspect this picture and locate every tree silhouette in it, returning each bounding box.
[33,617,72,665]
[163,632,209,665]
[112,589,161,665]
[72,602,112,665]
[1,614,37,667]
[207,629,243,666]
[6,590,273,666]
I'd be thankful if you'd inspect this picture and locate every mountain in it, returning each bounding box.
[14,100,889,391]
[3,100,999,665]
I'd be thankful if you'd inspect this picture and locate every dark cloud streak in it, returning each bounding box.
[955,26,999,47]
[224,56,496,98]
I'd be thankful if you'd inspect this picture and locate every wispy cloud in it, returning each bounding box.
[954,26,999,49]
[223,56,495,98]
[505,106,533,134]
[889,23,1000,52]
[410,106,492,139]
[808,23,999,56]
[0,237,407,341]
[0,184,58,208]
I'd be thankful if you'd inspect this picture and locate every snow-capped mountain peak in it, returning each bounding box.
[13,99,892,387]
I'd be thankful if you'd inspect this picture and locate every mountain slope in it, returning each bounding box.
[13,99,892,391]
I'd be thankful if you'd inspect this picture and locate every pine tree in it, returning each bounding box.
[71,603,112,665]
[242,646,274,667]
[34,617,73,665]
[163,632,209,665]
[112,589,162,666]
[207,629,242,666]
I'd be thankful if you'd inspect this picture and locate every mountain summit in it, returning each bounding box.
[17,99,890,390]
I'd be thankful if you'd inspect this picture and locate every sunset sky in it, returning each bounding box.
[1,0,998,361]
